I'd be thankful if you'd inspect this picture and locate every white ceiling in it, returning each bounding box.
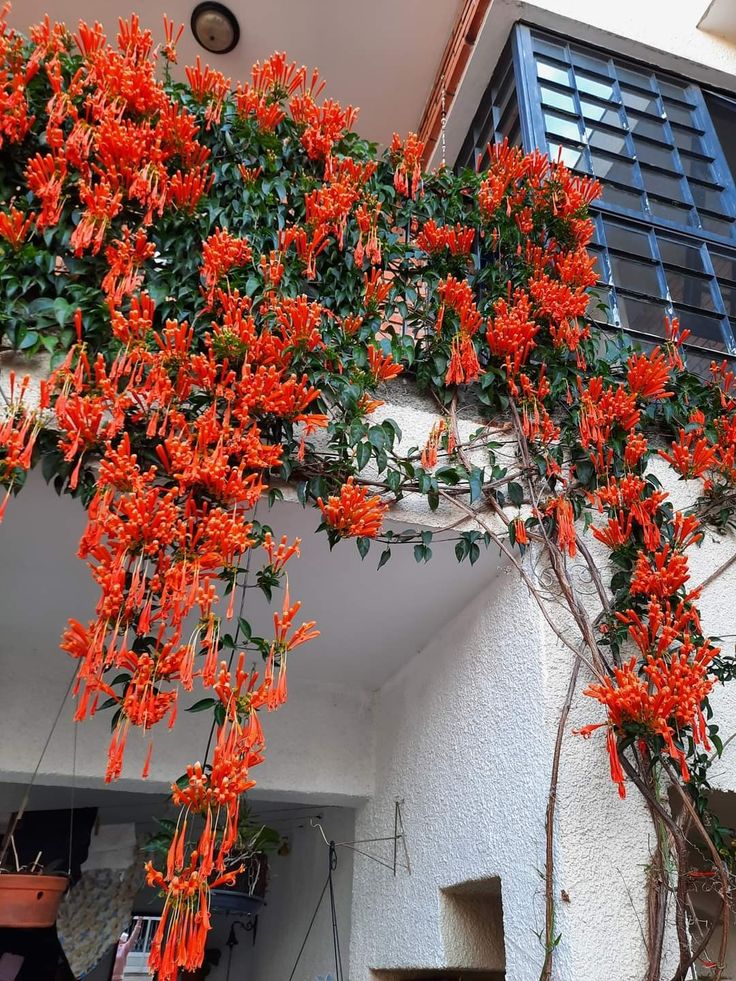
[0,470,500,692]
[6,0,462,145]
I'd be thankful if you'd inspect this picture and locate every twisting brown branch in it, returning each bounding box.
[662,760,731,981]
[619,752,693,981]
[693,548,736,596]
[539,657,581,981]
[437,489,601,677]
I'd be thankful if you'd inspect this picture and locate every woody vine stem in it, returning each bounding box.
[2,11,736,980]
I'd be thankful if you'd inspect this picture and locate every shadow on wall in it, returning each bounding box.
[371,875,505,981]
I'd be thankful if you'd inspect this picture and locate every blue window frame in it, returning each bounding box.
[457,23,736,366]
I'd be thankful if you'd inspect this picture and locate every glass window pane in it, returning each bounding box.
[604,221,654,257]
[657,237,706,272]
[495,65,516,116]
[575,71,615,101]
[570,48,611,76]
[506,120,522,148]
[633,140,677,171]
[672,307,726,347]
[699,213,736,239]
[581,99,624,129]
[690,182,731,215]
[587,127,630,156]
[628,113,670,143]
[705,93,736,197]
[603,184,646,211]
[666,270,717,311]
[663,100,701,129]
[617,295,668,334]
[617,65,656,92]
[590,152,637,185]
[537,58,572,86]
[718,283,736,318]
[672,126,708,156]
[648,197,695,225]
[544,111,581,142]
[540,84,576,114]
[533,36,570,62]
[679,152,717,183]
[641,168,687,202]
[547,141,589,171]
[712,250,736,284]
[609,255,663,296]
[659,79,695,106]
[620,87,661,115]
[497,101,519,138]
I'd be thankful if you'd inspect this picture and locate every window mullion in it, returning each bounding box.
[512,24,547,154]
[692,85,736,203]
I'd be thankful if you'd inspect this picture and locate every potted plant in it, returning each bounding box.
[145,808,282,916]
[0,837,69,928]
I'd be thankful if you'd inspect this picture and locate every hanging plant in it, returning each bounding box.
[3,8,736,981]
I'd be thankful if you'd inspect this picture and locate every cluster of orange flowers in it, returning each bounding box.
[439,145,727,799]
[1,259,341,973]
[3,5,736,961]
[0,17,416,973]
[579,337,719,795]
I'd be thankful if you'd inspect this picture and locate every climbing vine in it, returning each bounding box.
[3,9,736,979]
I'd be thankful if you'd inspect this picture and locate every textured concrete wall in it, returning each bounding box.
[212,807,356,981]
[349,570,550,981]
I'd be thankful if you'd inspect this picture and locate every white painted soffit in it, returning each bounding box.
[0,469,501,693]
[5,0,463,147]
[699,0,736,44]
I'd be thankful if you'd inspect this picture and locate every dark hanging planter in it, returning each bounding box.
[210,853,267,915]
[209,887,264,916]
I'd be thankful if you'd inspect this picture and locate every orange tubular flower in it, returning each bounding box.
[627,349,673,402]
[513,517,529,546]
[185,56,231,128]
[416,219,475,256]
[631,545,690,599]
[318,477,387,539]
[257,535,299,580]
[659,429,717,480]
[445,335,480,386]
[201,229,253,303]
[487,290,539,373]
[390,132,424,199]
[546,496,576,557]
[421,419,446,469]
[367,345,402,383]
[0,206,35,247]
[624,431,648,469]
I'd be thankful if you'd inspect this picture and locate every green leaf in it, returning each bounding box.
[508,482,524,507]
[186,698,217,712]
[377,547,392,570]
[356,536,371,559]
[368,426,386,451]
[18,330,38,350]
[356,441,371,470]
[468,467,484,503]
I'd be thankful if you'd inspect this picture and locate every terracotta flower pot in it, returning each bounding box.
[0,873,68,928]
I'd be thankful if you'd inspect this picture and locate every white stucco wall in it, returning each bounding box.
[349,569,549,980]
[347,549,695,981]
[212,806,356,981]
